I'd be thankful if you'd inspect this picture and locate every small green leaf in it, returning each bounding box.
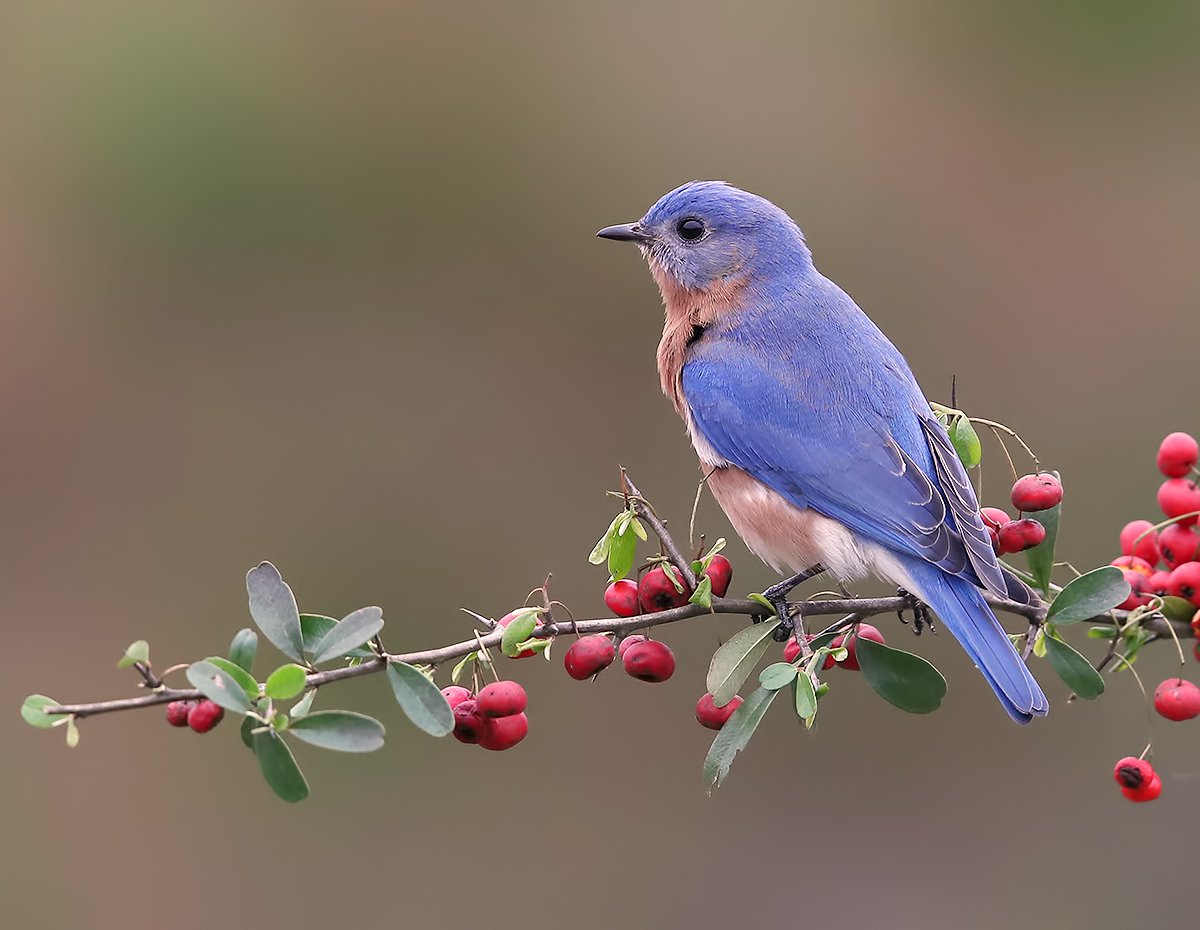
[607,529,637,581]
[289,710,385,752]
[1159,596,1197,623]
[794,674,817,724]
[689,575,713,609]
[246,562,305,662]
[309,606,384,665]
[240,715,256,749]
[386,662,454,736]
[856,637,946,714]
[663,564,686,594]
[500,609,540,657]
[65,716,80,748]
[21,694,66,729]
[265,664,308,700]
[1047,566,1130,625]
[203,657,259,700]
[759,662,797,690]
[950,416,982,469]
[630,517,648,541]
[705,619,781,707]
[451,652,476,685]
[515,637,551,655]
[1087,626,1118,639]
[1024,474,1061,596]
[703,686,778,791]
[253,731,309,803]
[1043,634,1104,699]
[186,660,252,714]
[588,513,623,565]
[117,640,149,669]
[290,689,317,718]
[748,593,774,613]
[229,628,258,674]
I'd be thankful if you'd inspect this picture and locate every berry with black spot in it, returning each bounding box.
[997,518,1047,554]
[476,680,527,718]
[1123,775,1163,803]
[622,639,676,682]
[187,699,224,734]
[704,554,734,598]
[441,685,473,710]
[1159,523,1200,569]
[1113,756,1154,790]
[604,579,641,618]
[452,699,490,744]
[1153,678,1200,721]
[478,712,528,751]
[1119,519,1161,566]
[1147,570,1173,598]
[1010,473,1063,513]
[563,634,616,680]
[165,700,195,728]
[1158,478,1200,526]
[1168,561,1200,607]
[695,693,743,730]
[1157,432,1199,479]
[637,565,692,613]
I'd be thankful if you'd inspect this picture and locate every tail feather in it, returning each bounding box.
[901,559,1048,723]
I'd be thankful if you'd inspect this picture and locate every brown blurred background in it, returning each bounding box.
[3,2,1198,928]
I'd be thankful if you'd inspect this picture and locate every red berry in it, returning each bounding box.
[622,639,676,682]
[832,623,886,671]
[782,635,802,664]
[1119,520,1161,566]
[1158,479,1200,526]
[1157,432,1199,479]
[695,693,743,730]
[981,507,1012,530]
[563,634,616,680]
[452,699,490,744]
[637,565,692,613]
[478,712,528,751]
[1168,562,1200,607]
[704,554,734,598]
[497,610,542,658]
[441,685,473,710]
[1147,570,1174,598]
[1122,775,1163,803]
[604,579,641,618]
[617,634,647,659]
[1117,570,1153,611]
[1154,678,1200,721]
[1113,756,1155,789]
[165,700,194,728]
[187,699,224,734]
[1111,555,1154,577]
[997,518,1047,554]
[476,680,527,718]
[1159,523,1200,569]
[1010,473,1063,513]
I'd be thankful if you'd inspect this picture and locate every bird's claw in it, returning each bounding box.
[896,587,935,635]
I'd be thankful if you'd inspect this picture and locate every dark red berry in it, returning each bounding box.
[1119,520,1161,566]
[1117,570,1153,611]
[1111,555,1154,577]
[637,565,692,613]
[622,639,676,682]
[1147,570,1173,598]
[695,693,742,730]
[1153,678,1200,721]
[1169,562,1200,607]
[1157,432,1199,479]
[441,685,473,710]
[1113,756,1154,789]
[476,681,527,718]
[1123,775,1163,802]
[604,579,641,618]
[704,554,733,598]
[1010,473,1063,513]
[997,518,1047,554]
[452,699,490,744]
[617,634,647,659]
[563,634,616,680]
[832,623,886,671]
[478,712,528,751]
[165,700,194,728]
[1158,479,1200,526]
[497,609,541,658]
[187,699,224,734]
[1159,523,1200,569]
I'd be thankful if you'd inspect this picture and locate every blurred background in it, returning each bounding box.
[4,2,1198,928]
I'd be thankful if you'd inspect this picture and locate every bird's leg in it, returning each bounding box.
[896,587,934,635]
[761,564,826,643]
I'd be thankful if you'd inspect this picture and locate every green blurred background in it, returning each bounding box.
[4,2,1198,928]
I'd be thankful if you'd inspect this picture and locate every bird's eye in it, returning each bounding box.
[676,218,706,241]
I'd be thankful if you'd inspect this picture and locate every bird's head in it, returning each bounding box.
[597,181,811,292]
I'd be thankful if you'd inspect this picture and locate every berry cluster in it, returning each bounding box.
[603,555,733,618]
[164,698,224,733]
[445,680,529,751]
[981,472,1063,554]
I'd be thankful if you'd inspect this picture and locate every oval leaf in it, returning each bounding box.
[951,416,982,469]
[117,640,150,669]
[21,694,66,729]
[1043,634,1104,700]
[253,731,309,802]
[289,710,385,752]
[794,675,817,724]
[702,686,778,791]
[265,664,308,700]
[186,660,251,714]
[1047,566,1129,625]
[1159,596,1196,623]
[386,662,454,736]
[500,610,539,658]
[1024,473,1062,596]
[855,637,946,714]
[705,618,781,706]
[310,606,384,664]
[759,662,798,691]
[204,656,260,700]
[246,562,304,661]
[229,628,258,674]
[607,529,636,582]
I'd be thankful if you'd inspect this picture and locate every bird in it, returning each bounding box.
[597,181,1048,723]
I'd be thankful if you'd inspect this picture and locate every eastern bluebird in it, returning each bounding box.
[598,181,1047,723]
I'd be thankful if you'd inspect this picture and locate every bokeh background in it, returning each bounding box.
[4,3,1198,928]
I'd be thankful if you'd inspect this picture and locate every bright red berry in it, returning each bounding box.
[478,712,528,751]
[1158,479,1200,526]
[497,610,542,658]
[187,699,224,734]
[1153,678,1200,721]
[997,518,1047,554]
[695,693,743,730]
[1117,570,1153,611]
[637,565,692,613]
[1147,570,1173,598]
[1123,775,1163,802]
[783,635,802,664]
[1168,562,1200,607]
[831,623,886,672]
[1157,432,1199,479]
[617,634,647,659]
[563,634,616,680]
[622,639,676,682]
[1111,555,1154,577]
[1010,473,1063,513]
[1119,520,1161,566]
[452,699,490,744]
[604,579,641,618]
[1113,756,1154,789]
[165,700,194,727]
[476,680,527,718]
[441,685,473,710]
[704,554,734,598]
[981,507,1012,530]
[1159,523,1200,569]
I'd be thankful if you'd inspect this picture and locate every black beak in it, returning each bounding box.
[596,223,650,242]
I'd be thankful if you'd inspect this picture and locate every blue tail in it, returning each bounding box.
[901,559,1048,723]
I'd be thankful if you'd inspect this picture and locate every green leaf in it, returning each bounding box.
[1087,626,1118,639]
[1024,473,1061,596]
[856,637,946,714]
[386,662,454,736]
[500,609,540,657]
[794,674,817,724]
[1043,634,1104,699]
[229,628,258,674]
[298,614,375,659]
[705,618,781,707]
[1047,566,1129,625]
[65,716,80,748]
[186,660,252,714]
[607,528,637,581]
[252,731,309,803]
[265,664,308,700]
[1159,596,1197,623]
[289,710,385,752]
[630,517,648,541]
[240,715,256,749]
[703,686,778,791]
[663,564,686,594]
[309,606,384,664]
[246,562,305,662]
[588,513,623,565]
[758,662,798,691]
[290,689,317,718]
[117,640,149,669]
[21,694,66,729]
[451,652,476,685]
[950,416,982,469]
[689,574,713,609]
[203,657,260,700]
